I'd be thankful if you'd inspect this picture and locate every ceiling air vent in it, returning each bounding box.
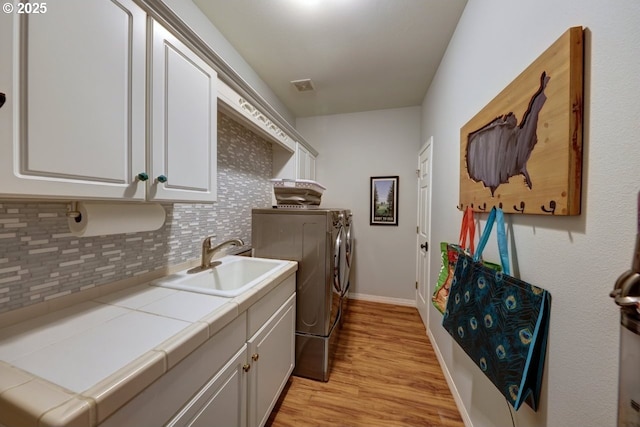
[291,79,315,92]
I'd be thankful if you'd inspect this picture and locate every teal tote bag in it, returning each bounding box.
[442,207,551,411]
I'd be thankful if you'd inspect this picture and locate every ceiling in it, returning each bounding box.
[192,0,468,118]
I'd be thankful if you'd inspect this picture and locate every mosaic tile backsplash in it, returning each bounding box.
[0,112,273,314]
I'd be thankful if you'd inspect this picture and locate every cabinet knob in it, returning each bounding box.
[242,364,251,373]
[156,175,168,183]
[251,353,259,362]
[136,172,149,181]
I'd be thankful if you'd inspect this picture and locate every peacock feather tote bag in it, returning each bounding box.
[442,207,551,411]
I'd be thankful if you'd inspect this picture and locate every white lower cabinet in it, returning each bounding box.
[99,274,295,427]
[99,313,248,427]
[248,293,296,427]
[167,345,248,427]
[169,292,295,427]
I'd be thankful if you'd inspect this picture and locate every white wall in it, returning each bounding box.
[423,1,640,426]
[297,107,421,303]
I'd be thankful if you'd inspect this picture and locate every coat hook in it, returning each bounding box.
[498,202,503,209]
[513,201,525,213]
[541,200,556,214]
[456,203,464,211]
[478,203,487,211]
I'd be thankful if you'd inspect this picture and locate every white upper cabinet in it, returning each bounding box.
[0,0,147,200]
[295,143,316,181]
[148,20,217,202]
[308,152,316,180]
[272,141,317,189]
[0,3,217,202]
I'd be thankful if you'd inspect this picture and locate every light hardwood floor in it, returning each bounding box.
[267,299,464,427]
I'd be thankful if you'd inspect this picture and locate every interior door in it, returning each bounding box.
[416,138,433,325]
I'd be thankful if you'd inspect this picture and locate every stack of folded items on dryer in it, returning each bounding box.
[271,179,326,208]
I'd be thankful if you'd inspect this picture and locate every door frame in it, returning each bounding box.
[416,137,433,326]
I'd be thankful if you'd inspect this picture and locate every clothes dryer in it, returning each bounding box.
[252,207,349,381]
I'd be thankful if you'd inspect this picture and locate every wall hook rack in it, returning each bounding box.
[459,201,557,214]
[541,200,557,214]
[514,201,526,213]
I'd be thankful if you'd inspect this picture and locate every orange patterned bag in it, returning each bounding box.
[432,207,475,313]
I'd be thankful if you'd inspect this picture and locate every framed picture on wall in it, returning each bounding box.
[370,176,399,226]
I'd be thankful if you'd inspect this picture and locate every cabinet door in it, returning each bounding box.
[296,144,309,180]
[167,345,248,427]
[149,20,217,202]
[308,154,317,181]
[0,0,147,200]
[247,294,296,427]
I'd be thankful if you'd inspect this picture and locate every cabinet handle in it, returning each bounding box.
[156,175,167,183]
[251,353,259,362]
[136,172,149,181]
[242,364,251,372]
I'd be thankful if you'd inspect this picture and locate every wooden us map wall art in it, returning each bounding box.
[459,27,584,215]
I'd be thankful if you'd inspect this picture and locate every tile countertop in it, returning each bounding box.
[0,258,297,427]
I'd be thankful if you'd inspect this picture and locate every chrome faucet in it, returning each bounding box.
[200,236,245,269]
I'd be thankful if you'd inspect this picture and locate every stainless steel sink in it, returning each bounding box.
[150,256,289,297]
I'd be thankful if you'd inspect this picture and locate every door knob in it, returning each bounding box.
[420,242,428,251]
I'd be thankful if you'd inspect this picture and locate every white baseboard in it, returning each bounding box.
[427,328,473,427]
[350,292,416,307]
